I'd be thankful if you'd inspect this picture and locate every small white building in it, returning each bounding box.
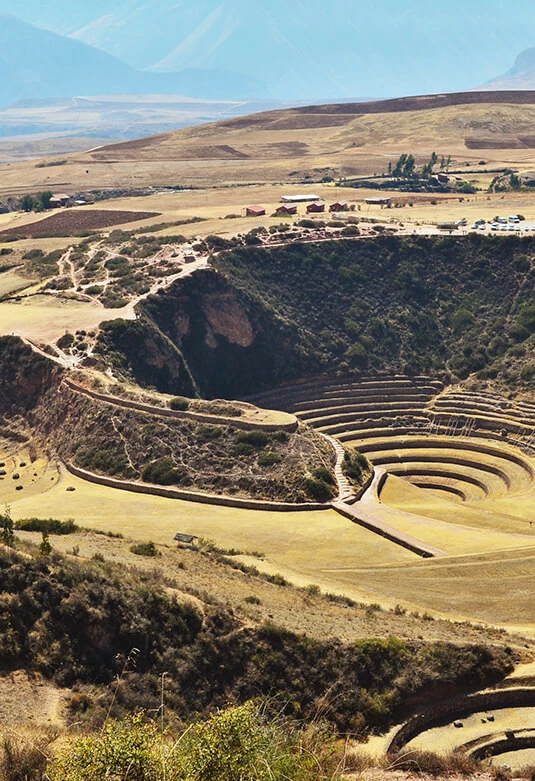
[281,194,321,203]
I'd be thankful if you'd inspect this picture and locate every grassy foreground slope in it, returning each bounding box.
[0,542,516,735]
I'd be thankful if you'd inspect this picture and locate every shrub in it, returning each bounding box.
[130,541,160,557]
[244,595,261,605]
[312,465,335,485]
[51,704,342,781]
[142,458,189,486]
[57,333,75,350]
[257,451,282,467]
[303,477,336,502]
[169,396,189,411]
[235,430,269,448]
[15,518,78,535]
[195,424,223,442]
[342,448,368,482]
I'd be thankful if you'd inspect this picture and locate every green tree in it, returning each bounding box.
[36,191,53,211]
[0,506,15,548]
[39,530,52,557]
[19,195,35,212]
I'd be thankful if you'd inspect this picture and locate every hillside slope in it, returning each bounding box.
[97,235,535,398]
[5,89,535,192]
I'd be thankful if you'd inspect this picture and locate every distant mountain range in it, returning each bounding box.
[484,48,535,90]
[2,0,533,103]
[0,14,265,107]
[2,2,535,111]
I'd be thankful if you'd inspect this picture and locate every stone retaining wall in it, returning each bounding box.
[357,437,534,476]
[65,462,330,512]
[387,688,535,755]
[63,379,298,433]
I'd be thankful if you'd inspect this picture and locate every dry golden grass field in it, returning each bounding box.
[2,449,535,634]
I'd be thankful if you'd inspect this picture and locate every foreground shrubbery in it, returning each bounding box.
[0,546,515,736]
[50,703,342,781]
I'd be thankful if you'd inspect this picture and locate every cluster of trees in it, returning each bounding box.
[387,151,451,180]
[19,191,54,212]
[209,233,535,383]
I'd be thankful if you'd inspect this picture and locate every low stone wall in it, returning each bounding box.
[63,379,298,433]
[65,462,330,512]
[300,401,431,421]
[357,437,534,476]
[332,499,443,558]
[294,393,434,412]
[337,426,426,441]
[431,410,532,438]
[249,376,442,409]
[387,687,535,756]
[311,408,428,428]
[372,454,511,488]
[470,733,535,760]
[387,466,489,495]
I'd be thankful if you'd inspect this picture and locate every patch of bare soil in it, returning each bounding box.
[0,670,68,726]
[0,210,161,238]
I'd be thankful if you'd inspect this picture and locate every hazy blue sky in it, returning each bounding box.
[1,0,535,98]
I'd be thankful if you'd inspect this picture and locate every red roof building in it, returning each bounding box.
[329,200,348,212]
[246,205,266,216]
[306,201,325,213]
[275,204,298,215]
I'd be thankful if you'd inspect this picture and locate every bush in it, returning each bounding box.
[51,704,342,781]
[15,518,78,535]
[312,465,335,485]
[303,477,336,502]
[235,430,269,448]
[57,333,75,349]
[257,451,282,467]
[169,396,189,411]
[142,458,190,486]
[130,541,160,557]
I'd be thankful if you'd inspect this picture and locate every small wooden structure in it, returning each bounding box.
[246,205,266,217]
[306,201,325,214]
[365,197,390,207]
[329,200,348,212]
[174,532,198,544]
[50,193,71,207]
[275,204,298,215]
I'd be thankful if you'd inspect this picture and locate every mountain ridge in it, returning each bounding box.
[0,14,267,107]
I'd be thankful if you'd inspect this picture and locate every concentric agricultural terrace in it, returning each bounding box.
[250,376,535,557]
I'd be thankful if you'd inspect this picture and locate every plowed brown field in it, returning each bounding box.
[0,209,160,238]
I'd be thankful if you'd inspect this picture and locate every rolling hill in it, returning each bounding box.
[4,89,535,194]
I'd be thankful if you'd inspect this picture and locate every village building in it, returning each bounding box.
[245,205,266,217]
[306,200,325,214]
[329,200,348,212]
[275,204,298,215]
[49,193,71,207]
